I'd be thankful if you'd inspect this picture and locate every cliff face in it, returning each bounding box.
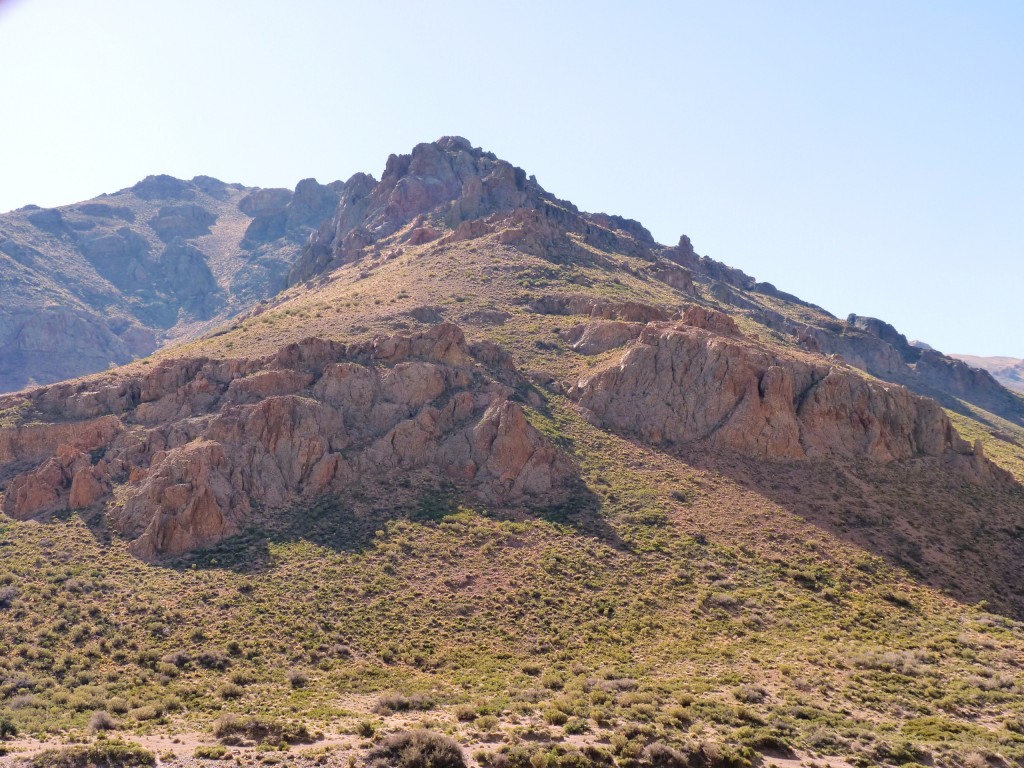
[0,325,573,559]
[0,174,341,393]
[568,309,1003,484]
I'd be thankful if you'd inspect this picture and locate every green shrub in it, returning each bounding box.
[365,730,465,768]
[0,715,17,740]
[543,709,569,726]
[216,682,243,700]
[356,721,376,738]
[193,744,229,759]
[212,714,312,747]
[30,741,155,768]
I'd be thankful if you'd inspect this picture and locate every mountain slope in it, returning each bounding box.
[952,354,1024,394]
[0,174,340,393]
[2,138,1024,768]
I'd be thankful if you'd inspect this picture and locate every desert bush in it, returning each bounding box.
[88,710,119,732]
[212,714,312,747]
[475,715,499,731]
[642,742,688,768]
[197,651,230,671]
[161,651,189,668]
[365,730,465,768]
[0,586,18,609]
[0,714,17,740]
[30,740,155,768]
[375,692,434,714]
[539,672,564,690]
[732,685,766,704]
[127,705,162,722]
[193,745,228,759]
[287,669,308,688]
[543,708,569,726]
[356,721,376,738]
[216,682,243,700]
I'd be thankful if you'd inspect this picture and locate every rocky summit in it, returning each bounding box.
[2,138,1024,768]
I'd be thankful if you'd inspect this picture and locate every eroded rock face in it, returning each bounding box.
[0,325,574,559]
[569,321,1006,481]
[562,321,645,355]
[288,138,660,284]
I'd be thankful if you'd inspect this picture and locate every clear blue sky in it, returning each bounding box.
[1,1,1021,356]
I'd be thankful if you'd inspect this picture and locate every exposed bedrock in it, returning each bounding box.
[568,316,1008,484]
[0,325,574,559]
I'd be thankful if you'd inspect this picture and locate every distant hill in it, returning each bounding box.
[951,353,1024,393]
[0,174,341,392]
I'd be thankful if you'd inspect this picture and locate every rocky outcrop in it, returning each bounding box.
[288,137,660,285]
[238,188,293,216]
[3,445,111,519]
[242,179,344,248]
[950,354,1024,395]
[561,321,645,355]
[148,204,217,242]
[679,305,741,337]
[0,325,574,559]
[569,321,1006,482]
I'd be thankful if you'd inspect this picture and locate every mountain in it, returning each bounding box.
[0,174,341,393]
[951,354,1024,394]
[2,137,1024,767]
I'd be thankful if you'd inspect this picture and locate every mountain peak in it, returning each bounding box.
[287,138,664,284]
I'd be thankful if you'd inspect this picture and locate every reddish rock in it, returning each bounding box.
[569,322,996,470]
[680,305,741,336]
[1,324,575,559]
[69,466,107,508]
[565,321,645,355]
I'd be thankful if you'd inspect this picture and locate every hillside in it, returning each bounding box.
[0,174,341,393]
[952,355,1024,394]
[2,138,1024,768]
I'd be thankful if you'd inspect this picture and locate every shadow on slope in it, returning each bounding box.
[673,444,1024,620]
[163,475,622,574]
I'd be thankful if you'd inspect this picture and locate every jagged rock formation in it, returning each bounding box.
[0,325,573,559]
[288,137,661,285]
[0,174,341,393]
[568,311,1005,484]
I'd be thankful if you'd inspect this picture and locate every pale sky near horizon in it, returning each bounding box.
[1,1,1021,357]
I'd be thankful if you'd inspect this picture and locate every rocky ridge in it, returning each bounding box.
[0,324,573,559]
[280,137,1024,428]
